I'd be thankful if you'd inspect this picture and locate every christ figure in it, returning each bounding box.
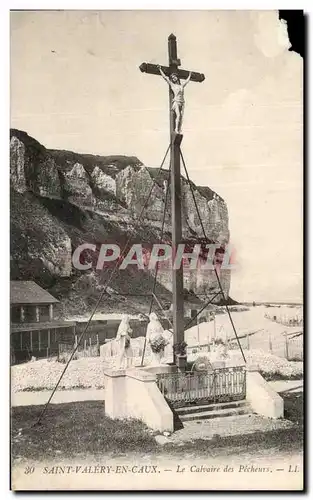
[158,65,192,134]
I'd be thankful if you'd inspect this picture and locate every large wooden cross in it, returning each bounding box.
[139,34,205,368]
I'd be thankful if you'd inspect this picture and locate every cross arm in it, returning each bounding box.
[139,62,205,83]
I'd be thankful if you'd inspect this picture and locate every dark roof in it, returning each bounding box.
[11,320,75,332]
[10,281,59,305]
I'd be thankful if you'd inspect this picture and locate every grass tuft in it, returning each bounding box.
[11,401,157,462]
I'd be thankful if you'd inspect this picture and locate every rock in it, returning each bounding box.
[63,162,94,205]
[10,136,27,193]
[10,134,61,198]
[10,128,232,313]
[91,166,116,195]
[155,434,169,445]
[116,165,164,219]
[40,234,72,277]
[163,431,171,437]
[34,156,61,198]
[11,190,72,279]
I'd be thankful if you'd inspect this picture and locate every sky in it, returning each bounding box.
[10,10,303,303]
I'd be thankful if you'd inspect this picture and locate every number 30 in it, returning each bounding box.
[24,466,35,475]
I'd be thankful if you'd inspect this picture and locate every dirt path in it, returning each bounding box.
[11,379,303,407]
[11,388,104,407]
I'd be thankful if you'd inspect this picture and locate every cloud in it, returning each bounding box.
[253,11,291,58]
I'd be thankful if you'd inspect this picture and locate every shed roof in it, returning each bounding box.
[10,281,59,305]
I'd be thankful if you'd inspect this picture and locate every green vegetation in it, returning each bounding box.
[11,392,303,463]
[11,401,157,462]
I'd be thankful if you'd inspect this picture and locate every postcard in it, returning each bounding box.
[10,9,303,491]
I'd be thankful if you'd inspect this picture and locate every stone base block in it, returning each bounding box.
[140,364,178,375]
[103,366,174,432]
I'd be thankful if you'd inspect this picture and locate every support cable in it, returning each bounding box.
[183,292,222,331]
[35,144,171,425]
[161,290,221,341]
[180,149,246,363]
[141,167,172,366]
[112,293,150,320]
[152,293,174,332]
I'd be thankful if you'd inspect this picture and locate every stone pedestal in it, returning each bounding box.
[246,367,284,418]
[103,368,127,419]
[140,364,177,375]
[103,367,174,432]
[149,349,164,366]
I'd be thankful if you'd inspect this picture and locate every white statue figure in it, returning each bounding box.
[116,314,133,369]
[146,312,168,365]
[163,179,168,198]
[158,65,192,134]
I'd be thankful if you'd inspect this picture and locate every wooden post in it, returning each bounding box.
[38,330,41,351]
[49,304,54,321]
[47,329,50,348]
[139,34,205,370]
[35,305,40,322]
[197,316,200,345]
[171,132,185,366]
[30,331,33,351]
[20,332,23,350]
[269,330,273,352]
[246,332,250,350]
[285,333,289,360]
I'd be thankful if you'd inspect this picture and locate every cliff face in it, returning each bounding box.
[10,129,231,317]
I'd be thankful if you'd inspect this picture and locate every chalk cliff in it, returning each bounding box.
[10,129,231,316]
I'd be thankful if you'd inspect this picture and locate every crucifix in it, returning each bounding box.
[139,34,205,368]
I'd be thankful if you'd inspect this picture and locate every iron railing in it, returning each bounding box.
[156,366,246,407]
[58,342,100,361]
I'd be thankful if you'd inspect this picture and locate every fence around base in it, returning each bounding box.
[58,341,100,360]
[156,366,246,408]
